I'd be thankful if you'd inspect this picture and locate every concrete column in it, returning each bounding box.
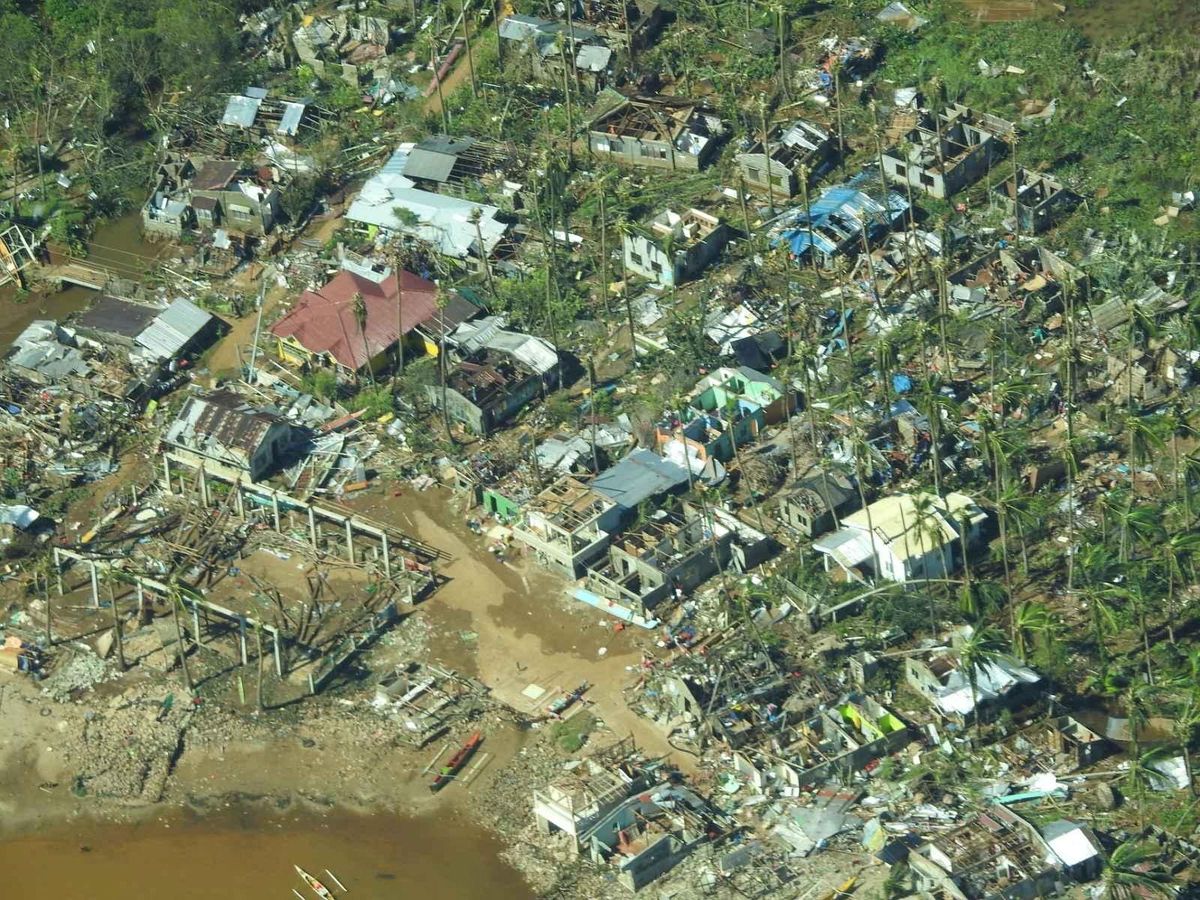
[89,562,100,608]
[198,467,209,507]
[191,601,201,644]
[234,487,245,519]
[238,617,248,666]
[344,519,354,563]
[381,533,391,579]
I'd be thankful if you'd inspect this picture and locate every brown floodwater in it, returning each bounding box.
[0,210,165,351]
[0,807,534,900]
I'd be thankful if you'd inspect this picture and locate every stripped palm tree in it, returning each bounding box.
[351,291,375,387]
[1100,840,1175,900]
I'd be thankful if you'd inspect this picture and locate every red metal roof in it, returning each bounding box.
[270,269,438,371]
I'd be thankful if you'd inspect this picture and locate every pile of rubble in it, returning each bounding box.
[39,645,120,703]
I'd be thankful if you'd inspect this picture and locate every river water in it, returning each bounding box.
[0,211,164,351]
[0,807,534,899]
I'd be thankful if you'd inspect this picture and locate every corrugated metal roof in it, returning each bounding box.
[576,44,612,73]
[402,147,460,183]
[134,298,214,360]
[164,391,292,474]
[192,160,240,191]
[277,101,307,136]
[75,296,160,338]
[346,155,508,258]
[499,13,552,40]
[592,449,689,509]
[221,95,262,128]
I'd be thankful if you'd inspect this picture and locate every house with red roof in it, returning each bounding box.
[270,268,441,376]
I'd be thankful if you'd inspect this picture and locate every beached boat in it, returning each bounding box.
[548,681,589,718]
[295,864,336,899]
[430,731,483,792]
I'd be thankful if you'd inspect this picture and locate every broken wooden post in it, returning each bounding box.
[52,547,63,596]
[238,616,248,666]
[271,493,281,531]
[381,533,392,579]
[191,600,201,645]
[273,629,283,678]
[89,561,100,608]
[308,507,318,549]
[162,455,171,492]
[344,519,354,563]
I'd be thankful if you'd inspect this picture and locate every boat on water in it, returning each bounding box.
[295,864,336,899]
[430,731,483,792]
[548,681,589,718]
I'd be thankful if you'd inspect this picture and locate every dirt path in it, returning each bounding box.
[345,485,687,768]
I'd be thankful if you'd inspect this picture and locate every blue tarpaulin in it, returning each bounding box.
[892,373,913,393]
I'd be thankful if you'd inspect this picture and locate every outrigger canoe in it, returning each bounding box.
[430,732,483,792]
[295,864,335,900]
[548,681,589,718]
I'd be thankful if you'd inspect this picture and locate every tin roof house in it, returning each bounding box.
[770,180,909,270]
[163,390,304,482]
[345,146,511,267]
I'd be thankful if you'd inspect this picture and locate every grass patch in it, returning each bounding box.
[549,711,596,753]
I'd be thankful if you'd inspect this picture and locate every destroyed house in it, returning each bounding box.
[659,367,787,465]
[4,321,102,396]
[588,97,726,171]
[512,477,621,577]
[993,169,1082,235]
[622,208,729,288]
[345,146,511,265]
[270,268,438,376]
[881,104,1013,199]
[499,15,615,92]
[430,351,547,437]
[579,780,727,893]
[777,471,860,538]
[587,501,771,613]
[570,0,665,50]
[948,246,1085,317]
[163,390,303,481]
[755,691,910,788]
[401,135,512,190]
[428,317,560,436]
[534,742,657,846]
[771,182,909,269]
[813,491,985,584]
[291,12,392,84]
[220,88,312,139]
[904,646,1041,724]
[736,119,836,198]
[908,806,1091,900]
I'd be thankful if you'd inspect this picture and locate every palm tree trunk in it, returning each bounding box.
[170,593,193,691]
